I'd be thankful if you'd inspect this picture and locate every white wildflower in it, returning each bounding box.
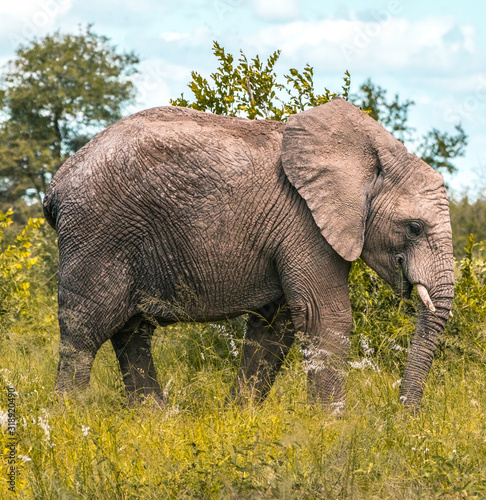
[212,323,239,356]
[34,409,52,445]
[387,338,408,352]
[348,358,380,372]
[0,369,13,387]
[81,425,90,437]
[0,410,8,430]
[303,359,327,372]
[360,335,374,356]
[210,323,227,333]
[331,401,345,415]
[163,378,172,399]
[162,405,181,421]
[37,416,51,440]
[230,339,238,357]
[18,455,32,462]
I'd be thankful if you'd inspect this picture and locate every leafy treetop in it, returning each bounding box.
[171,41,350,121]
[0,25,139,205]
[352,79,467,175]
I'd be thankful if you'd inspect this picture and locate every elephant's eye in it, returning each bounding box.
[408,222,422,237]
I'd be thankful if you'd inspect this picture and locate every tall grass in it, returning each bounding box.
[1,217,486,499]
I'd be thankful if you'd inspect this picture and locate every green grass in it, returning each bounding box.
[1,224,486,498]
[2,306,486,499]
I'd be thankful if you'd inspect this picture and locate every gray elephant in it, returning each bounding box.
[43,98,454,410]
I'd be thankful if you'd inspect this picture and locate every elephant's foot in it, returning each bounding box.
[124,377,166,408]
[307,367,347,416]
[55,342,96,397]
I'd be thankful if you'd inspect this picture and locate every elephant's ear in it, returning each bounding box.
[281,98,387,262]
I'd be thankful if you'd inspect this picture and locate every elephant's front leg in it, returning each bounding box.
[280,251,352,412]
[301,313,351,412]
[111,318,164,405]
[233,299,295,402]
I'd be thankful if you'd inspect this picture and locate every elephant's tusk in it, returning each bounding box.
[416,284,436,312]
[449,311,453,318]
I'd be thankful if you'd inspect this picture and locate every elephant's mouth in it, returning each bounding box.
[396,276,413,299]
[394,255,413,299]
[394,258,436,312]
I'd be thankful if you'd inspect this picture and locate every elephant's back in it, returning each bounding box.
[45,107,285,229]
[51,106,285,184]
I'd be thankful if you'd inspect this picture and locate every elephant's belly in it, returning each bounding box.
[136,254,283,323]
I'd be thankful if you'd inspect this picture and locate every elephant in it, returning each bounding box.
[43,97,454,411]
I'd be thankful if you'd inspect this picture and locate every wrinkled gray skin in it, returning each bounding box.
[44,98,454,410]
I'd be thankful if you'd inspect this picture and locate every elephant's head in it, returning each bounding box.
[281,98,454,408]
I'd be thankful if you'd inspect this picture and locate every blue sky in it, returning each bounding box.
[1,0,485,192]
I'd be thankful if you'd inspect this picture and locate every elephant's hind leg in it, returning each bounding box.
[111,317,164,405]
[56,337,96,394]
[56,289,107,396]
[234,299,295,402]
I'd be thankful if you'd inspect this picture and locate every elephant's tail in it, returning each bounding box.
[43,186,58,230]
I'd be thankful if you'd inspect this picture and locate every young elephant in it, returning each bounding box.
[44,98,454,410]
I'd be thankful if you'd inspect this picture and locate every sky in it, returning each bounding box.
[0,0,485,192]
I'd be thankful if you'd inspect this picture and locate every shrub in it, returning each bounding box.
[0,209,44,325]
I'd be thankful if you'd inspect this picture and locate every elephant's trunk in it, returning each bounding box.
[400,281,454,408]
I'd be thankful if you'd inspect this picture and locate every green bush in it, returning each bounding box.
[0,209,44,324]
[348,258,415,372]
[441,235,486,361]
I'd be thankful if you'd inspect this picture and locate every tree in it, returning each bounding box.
[350,79,467,175]
[0,25,139,208]
[171,41,351,122]
[173,43,467,177]
[350,79,414,143]
[415,125,467,175]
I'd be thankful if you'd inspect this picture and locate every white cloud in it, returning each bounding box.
[251,0,299,21]
[131,58,192,110]
[246,15,482,76]
[159,26,213,47]
[160,32,190,42]
[123,0,154,13]
[0,0,72,52]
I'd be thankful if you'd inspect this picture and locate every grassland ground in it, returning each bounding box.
[1,306,486,499]
[1,223,486,498]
